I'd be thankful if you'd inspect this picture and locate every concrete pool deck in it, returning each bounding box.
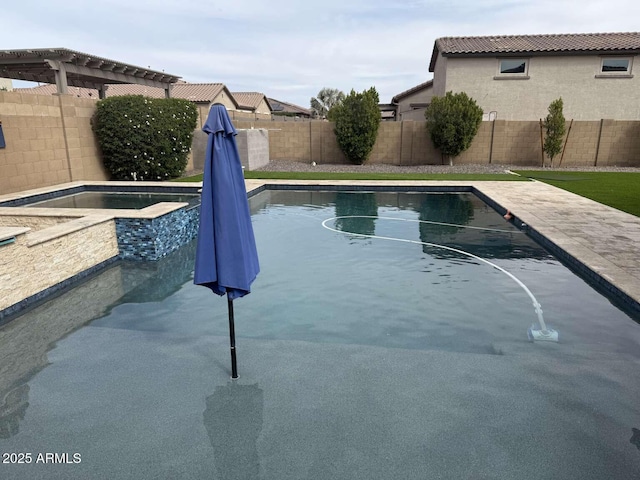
[245,178,640,313]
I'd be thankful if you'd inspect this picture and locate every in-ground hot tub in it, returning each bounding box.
[0,181,202,261]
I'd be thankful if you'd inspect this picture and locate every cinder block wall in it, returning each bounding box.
[598,121,640,167]
[59,95,107,181]
[2,91,640,192]
[237,118,640,166]
[457,122,493,164]
[0,91,108,195]
[1,91,70,193]
[560,121,601,166]
[369,122,402,164]
[489,121,545,166]
[317,121,347,164]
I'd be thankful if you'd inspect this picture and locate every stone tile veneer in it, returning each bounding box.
[0,218,119,315]
[0,215,77,231]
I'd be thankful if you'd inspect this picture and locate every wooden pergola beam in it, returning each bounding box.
[0,48,181,97]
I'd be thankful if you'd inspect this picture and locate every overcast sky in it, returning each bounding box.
[2,0,639,108]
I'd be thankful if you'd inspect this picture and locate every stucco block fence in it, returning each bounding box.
[2,90,640,195]
[234,118,640,167]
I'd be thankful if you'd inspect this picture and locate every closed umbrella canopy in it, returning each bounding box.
[194,103,260,378]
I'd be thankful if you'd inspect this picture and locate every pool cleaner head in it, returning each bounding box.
[528,325,559,342]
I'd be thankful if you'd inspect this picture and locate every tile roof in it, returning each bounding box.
[173,83,226,102]
[268,97,311,116]
[429,32,640,71]
[231,92,271,111]
[14,82,235,105]
[15,83,94,98]
[391,80,433,104]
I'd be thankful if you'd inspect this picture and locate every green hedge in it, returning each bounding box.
[93,95,198,181]
[332,87,381,165]
[425,91,483,165]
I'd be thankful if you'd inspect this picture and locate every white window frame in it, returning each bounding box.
[599,56,633,75]
[494,58,530,80]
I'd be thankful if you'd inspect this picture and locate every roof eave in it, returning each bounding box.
[440,48,640,59]
[392,79,434,103]
[428,43,440,73]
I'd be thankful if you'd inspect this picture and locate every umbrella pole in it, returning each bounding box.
[227,294,239,379]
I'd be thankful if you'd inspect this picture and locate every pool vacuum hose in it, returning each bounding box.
[527,301,559,342]
[322,215,560,343]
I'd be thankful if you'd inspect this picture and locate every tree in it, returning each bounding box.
[424,91,483,165]
[542,98,566,167]
[310,87,345,119]
[331,87,381,165]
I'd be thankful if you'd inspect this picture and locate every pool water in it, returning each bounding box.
[25,191,200,209]
[1,190,639,479]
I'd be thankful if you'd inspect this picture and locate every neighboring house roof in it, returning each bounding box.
[429,32,640,71]
[173,83,227,102]
[391,80,433,104]
[268,97,312,117]
[231,92,272,111]
[14,82,239,107]
[15,83,96,98]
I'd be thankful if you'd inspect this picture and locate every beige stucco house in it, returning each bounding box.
[268,97,312,118]
[0,78,12,90]
[391,80,433,121]
[231,92,272,116]
[429,32,640,120]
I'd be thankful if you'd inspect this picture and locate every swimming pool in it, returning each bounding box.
[25,191,200,210]
[1,190,638,479]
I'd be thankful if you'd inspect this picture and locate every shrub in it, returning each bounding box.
[543,98,566,167]
[93,95,198,180]
[424,91,483,165]
[332,87,381,165]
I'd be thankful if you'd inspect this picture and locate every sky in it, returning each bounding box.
[2,0,640,108]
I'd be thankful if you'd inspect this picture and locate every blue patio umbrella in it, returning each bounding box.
[194,104,260,379]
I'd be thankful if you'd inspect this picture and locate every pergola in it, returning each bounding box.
[0,48,181,98]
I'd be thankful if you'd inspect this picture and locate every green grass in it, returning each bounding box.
[175,168,640,217]
[514,170,640,217]
[175,171,526,182]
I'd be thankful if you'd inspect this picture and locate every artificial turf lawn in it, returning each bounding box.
[514,170,640,217]
[175,171,526,182]
[174,169,639,218]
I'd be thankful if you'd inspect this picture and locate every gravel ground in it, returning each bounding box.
[254,161,640,174]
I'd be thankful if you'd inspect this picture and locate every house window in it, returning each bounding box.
[601,57,631,73]
[494,59,530,80]
[499,59,527,74]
